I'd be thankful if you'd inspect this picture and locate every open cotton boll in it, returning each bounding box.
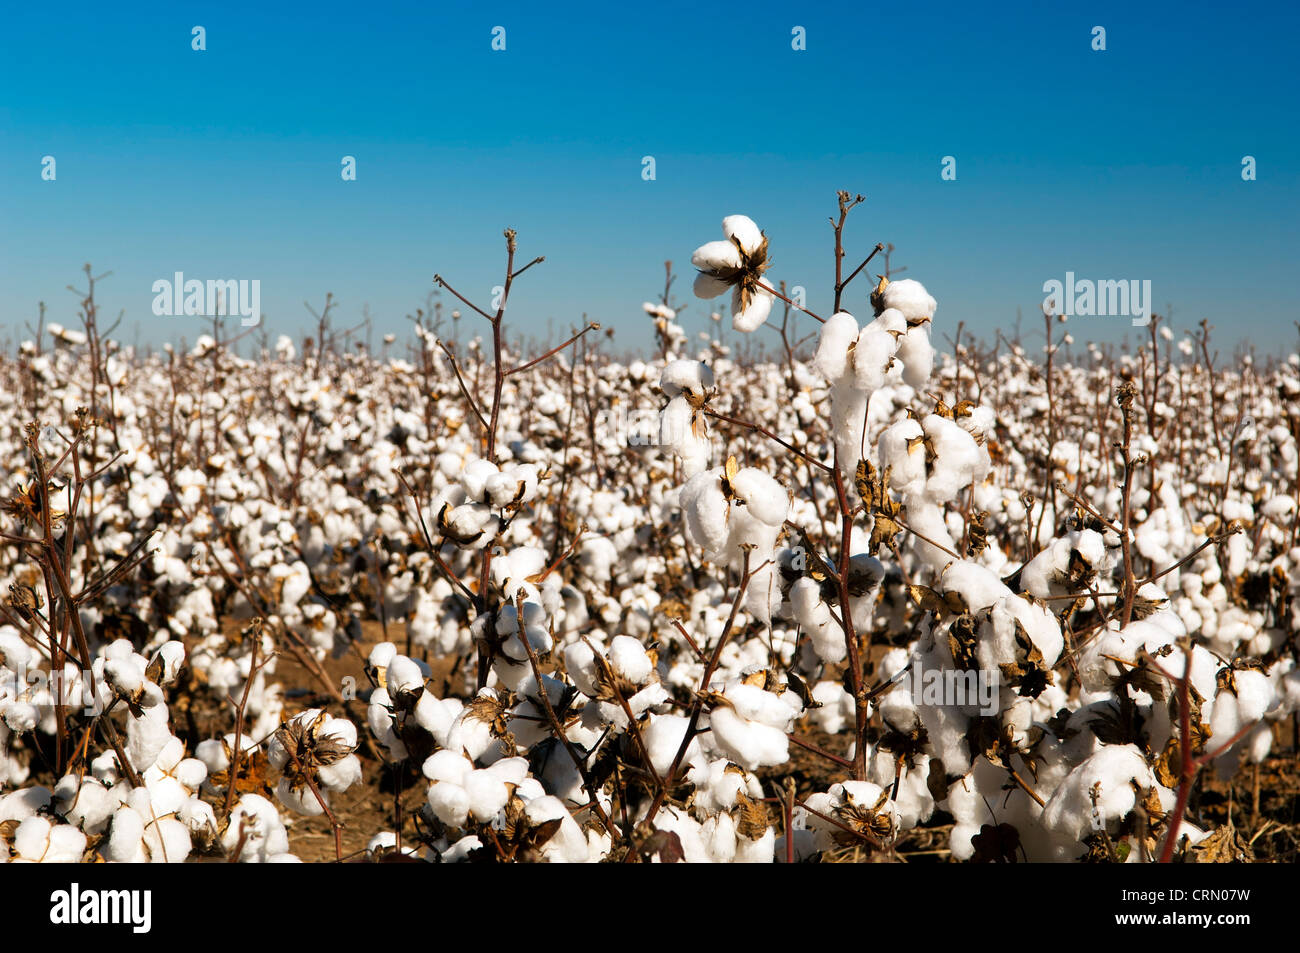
[707,705,789,771]
[1041,745,1158,842]
[790,577,844,663]
[54,774,117,835]
[731,284,774,333]
[729,468,789,528]
[460,458,499,502]
[660,359,714,398]
[694,272,732,299]
[813,312,860,382]
[643,713,702,776]
[854,319,902,392]
[12,816,87,863]
[222,794,290,862]
[522,795,591,862]
[921,413,988,503]
[878,418,928,497]
[608,635,654,685]
[680,469,731,557]
[810,681,856,734]
[878,278,936,323]
[127,704,172,772]
[691,239,743,276]
[721,214,764,255]
[896,327,934,389]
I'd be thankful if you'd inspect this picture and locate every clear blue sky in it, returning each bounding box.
[2,0,1297,355]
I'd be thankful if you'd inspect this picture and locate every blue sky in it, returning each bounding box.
[2,0,1297,356]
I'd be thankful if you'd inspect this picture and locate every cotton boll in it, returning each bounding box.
[54,775,117,835]
[878,418,927,497]
[729,467,789,527]
[922,414,987,503]
[680,469,730,557]
[879,278,936,324]
[694,272,732,299]
[643,714,702,776]
[608,636,653,685]
[461,458,500,502]
[691,240,742,275]
[522,794,591,862]
[853,317,901,391]
[1041,745,1157,842]
[222,794,291,862]
[127,704,172,772]
[813,312,860,382]
[896,327,934,389]
[707,705,789,771]
[386,655,425,696]
[731,284,774,333]
[660,360,714,399]
[810,681,855,734]
[721,215,764,255]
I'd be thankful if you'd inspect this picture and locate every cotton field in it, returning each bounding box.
[1,203,1297,865]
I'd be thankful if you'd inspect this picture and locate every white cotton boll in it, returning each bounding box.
[731,285,774,333]
[127,704,172,772]
[694,272,732,299]
[680,469,730,557]
[445,502,493,540]
[180,796,217,843]
[13,817,51,860]
[1041,745,1156,841]
[366,639,395,676]
[660,359,714,398]
[608,636,653,685]
[721,214,763,255]
[879,278,936,323]
[813,312,860,382]
[386,655,425,695]
[143,816,192,863]
[423,749,473,786]
[426,779,471,828]
[3,701,38,733]
[691,240,743,275]
[729,467,788,527]
[223,794,290,862]
[462,770,511,822]
[484,470,525,507]
[413,694,463,747]
[922,414,986,503]
[853,321,900,392]
[810,681,855,734]
[563,641,600,697]
[104,656,146,698]
[0,786,52,822]
[708,706,790,771]
[896,327,934,389]
[524,796,591,862]
[107,808,147,863]
[55,776,116,835]
[643,714,701,776]
[319,754,362,793]
[956,404,996,442]
[460,458,500,502]
[878,418,927,496]
[156,640,186,684]
[702,811,738,863]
